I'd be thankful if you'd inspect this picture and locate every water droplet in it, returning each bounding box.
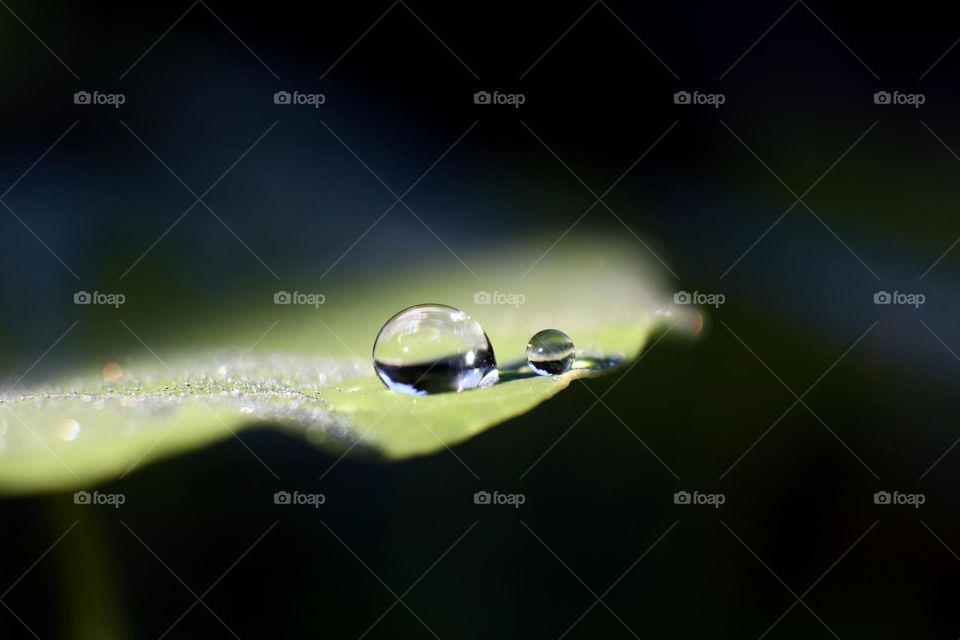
[57,418,82,441]
[373,304,499,395]
[102,361,124,383]
[526,329,575,376]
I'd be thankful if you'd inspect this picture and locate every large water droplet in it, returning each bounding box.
[526,329,575,375]
[373,304,499,396]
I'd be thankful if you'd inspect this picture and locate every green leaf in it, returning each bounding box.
[0,240,680,494]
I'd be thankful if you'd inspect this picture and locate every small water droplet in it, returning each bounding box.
[526,329,575,376]
[373,304,498,396]
[58,418,82,441]
[102,361,124,383]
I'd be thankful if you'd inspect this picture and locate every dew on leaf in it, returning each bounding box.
[373,304,498,396]
[526,329,575,376]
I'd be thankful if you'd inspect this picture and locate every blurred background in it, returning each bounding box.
[3,0,960,637]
